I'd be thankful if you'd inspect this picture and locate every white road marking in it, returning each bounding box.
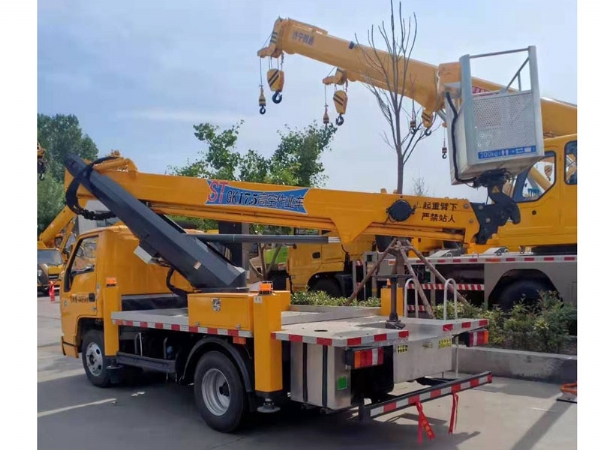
[38,398,117,418]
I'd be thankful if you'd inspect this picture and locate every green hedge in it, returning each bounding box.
[291,291,576,354]
[291,290,381,308]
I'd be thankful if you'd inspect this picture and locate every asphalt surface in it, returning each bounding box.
[38,296,576,450]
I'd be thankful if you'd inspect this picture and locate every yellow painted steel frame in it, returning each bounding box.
[65,159,480,246]
[380,287,405,318]
[37,205,80,249]
[187,291,290,393]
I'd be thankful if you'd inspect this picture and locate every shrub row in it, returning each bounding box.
[290,291,576,354]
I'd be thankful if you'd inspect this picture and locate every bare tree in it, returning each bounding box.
[411,175,430,197]
[355,0,440,193]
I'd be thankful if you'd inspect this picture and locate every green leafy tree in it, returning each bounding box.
[169,120,337,185]
[168,120,337,231]
[37,176,65,235]
[37,113,100,235]
[38,114,99,181]
[270,122,336,187]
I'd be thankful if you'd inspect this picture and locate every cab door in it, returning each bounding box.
[560,140,577,241]
[497,149,560,247]
[60,235,99,345]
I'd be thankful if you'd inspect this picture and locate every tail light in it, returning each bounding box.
[459,330,489,347]
[345,347,385,369]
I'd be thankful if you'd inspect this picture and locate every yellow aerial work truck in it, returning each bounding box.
[60,153,495,435]
[59,45,544,435]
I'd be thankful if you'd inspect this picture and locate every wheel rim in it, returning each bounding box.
[85,342,103,377]
[202,368,231,416]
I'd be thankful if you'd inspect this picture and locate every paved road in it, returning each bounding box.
[38,296,576,450]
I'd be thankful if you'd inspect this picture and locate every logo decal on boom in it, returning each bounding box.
[206,180,309,214]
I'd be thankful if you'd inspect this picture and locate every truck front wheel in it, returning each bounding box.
[81,330,111,388]
[194,351,247,433]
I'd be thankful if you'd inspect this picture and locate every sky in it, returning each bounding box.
[37,0,577,202]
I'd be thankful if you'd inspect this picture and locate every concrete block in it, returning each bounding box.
[454,346,577,384]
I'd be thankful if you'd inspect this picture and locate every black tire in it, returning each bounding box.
[310,278,342,298]
[268,272,288,291]
[497,279,551,312]
[81,330,112,388]
[194,351,247,433]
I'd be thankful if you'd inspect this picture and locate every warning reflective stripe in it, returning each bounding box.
[404,255,577,265]
[272,329,409,347]
[369,374,491,418]
[407,305,427,312]
[112,319,253,338]
[405,283,484,291]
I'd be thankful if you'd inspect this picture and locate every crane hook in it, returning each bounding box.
[335,115,344,126]
[259,86,267,115]
[323,105,330,125]
[272,91,282,104]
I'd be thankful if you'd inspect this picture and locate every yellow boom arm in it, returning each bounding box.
[38,152,135,250]
[64,155,508,246]
[258,18,576,137]
[37,206,79,249]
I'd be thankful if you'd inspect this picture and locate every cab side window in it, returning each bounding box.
[512,151,556,203]
[565,141,577,185]
[64,236,98,291]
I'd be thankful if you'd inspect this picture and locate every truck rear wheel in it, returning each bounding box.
[497,279,551,312]
[82,330,111,388]
[310,279,342,298]
[194,351,247,433]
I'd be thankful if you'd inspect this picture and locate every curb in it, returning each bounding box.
[453,346,577,384]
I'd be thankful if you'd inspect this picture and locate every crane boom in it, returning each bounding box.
[65,155,247,290]
[64,154,518,247]
[37,151,133,250]
[258,18,576,137]
[37,205,79,249]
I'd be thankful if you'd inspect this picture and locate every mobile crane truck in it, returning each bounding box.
[257,17,577,309]
[59,45,544,436]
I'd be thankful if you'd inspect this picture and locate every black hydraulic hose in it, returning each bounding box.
[166,267,190,301]
[445,92,477,185]
[65,156,118,221]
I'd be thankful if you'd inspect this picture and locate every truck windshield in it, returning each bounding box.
[38,250,62,266]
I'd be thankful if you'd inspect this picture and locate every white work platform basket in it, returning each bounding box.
[445,46,545,185]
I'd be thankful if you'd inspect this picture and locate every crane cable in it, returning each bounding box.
[323,84,330,125]
[257,31,273,115]
[258,58,266,114]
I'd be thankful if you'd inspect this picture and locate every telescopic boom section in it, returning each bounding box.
[257,18,576,137]
[37,205,78,249]
[65,155,247,291]
[64,154,517,251]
